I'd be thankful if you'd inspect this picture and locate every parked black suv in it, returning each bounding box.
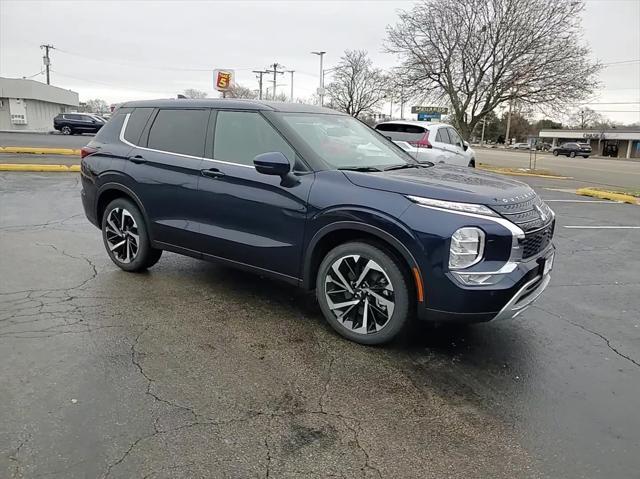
[552,142,592,158]
[80,99,555,345]
[54,113,105,135]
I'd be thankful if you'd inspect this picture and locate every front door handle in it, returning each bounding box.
[129,155,147,164]
[201,168,225,179]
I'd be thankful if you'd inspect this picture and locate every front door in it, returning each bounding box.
[123,107,210,249]
[195,110,313,281]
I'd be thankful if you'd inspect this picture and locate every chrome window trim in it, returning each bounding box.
[119,112,254,169]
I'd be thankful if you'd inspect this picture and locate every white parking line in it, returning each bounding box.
[545,199,622,203]
[564,226,640,229]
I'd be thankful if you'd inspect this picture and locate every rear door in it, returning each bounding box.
[194,109,312,281]
[123,107,208,249]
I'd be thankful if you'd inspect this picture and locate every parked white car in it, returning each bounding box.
[374,120,475,167]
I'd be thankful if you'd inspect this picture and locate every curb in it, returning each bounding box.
[576,188,639,205]
[0,164,80,172]
[478,166,569,179]
[0,146,80,156]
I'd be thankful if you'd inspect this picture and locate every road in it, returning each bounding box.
[476,148,640,190]
[1,173,639,478]
[0,132,93,149]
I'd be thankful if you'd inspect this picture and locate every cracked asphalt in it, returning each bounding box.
[1,173,639,479]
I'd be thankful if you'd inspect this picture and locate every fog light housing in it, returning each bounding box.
[449,227,485,270]
[452,272,503,286]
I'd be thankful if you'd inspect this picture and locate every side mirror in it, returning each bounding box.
[463,141,469,151]
[254,152,291,177]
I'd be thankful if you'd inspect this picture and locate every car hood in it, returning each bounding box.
[341,164,536,206]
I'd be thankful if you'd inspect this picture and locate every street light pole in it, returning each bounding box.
[311,51,326,106]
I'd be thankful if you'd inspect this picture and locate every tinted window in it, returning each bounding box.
[147,109,209,157]
[447,128,463,147]
[213,111,294,166]
[65,114,81,120]
[375,124,399,132]
[435,128,451,144]
[125,108,154,145]
[94,113,127,142]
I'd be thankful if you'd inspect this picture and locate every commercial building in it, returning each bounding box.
[539,127,640,159]
[0,77,79,132]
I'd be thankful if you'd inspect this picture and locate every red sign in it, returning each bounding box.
[214,70,233,91]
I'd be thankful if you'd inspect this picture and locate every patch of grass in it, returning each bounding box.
[478,164,567,178]
[576,188,639,204]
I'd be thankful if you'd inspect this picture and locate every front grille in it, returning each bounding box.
[521,222,554,258]
[492,195,553,232]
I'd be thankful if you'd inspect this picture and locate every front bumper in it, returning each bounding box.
[492,272,551,321]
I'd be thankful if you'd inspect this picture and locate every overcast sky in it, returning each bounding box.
[1,0,638,124]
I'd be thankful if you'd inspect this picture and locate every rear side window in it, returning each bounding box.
[65,114,81,120]
[147,109,209,157]
[213,111,294,166]
[94,113,127,142]
[124,108,154,145]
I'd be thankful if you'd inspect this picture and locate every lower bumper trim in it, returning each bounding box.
[492,273,551,321]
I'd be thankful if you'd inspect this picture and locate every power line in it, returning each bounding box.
[602,59,640,66]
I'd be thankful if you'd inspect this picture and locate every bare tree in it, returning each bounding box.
[226,83,258,99]
[183,88,208,99]
[84,99,108,114]
[326,50,388,118]
[569,107,603,129]
[386,0,601,138]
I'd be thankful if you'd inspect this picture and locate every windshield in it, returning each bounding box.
[277,113,414,170]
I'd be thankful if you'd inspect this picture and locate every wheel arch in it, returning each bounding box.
[96,182,150,229]
[302,221,424,302]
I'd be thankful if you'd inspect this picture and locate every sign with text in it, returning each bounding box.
[418,112,441,121]
[213,69,234,91]
[411,106,448,114]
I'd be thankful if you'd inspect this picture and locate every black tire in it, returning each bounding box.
[61,125,72,135]
[569,151,576,158]
[316,242,411,345]
[552,150,559,156]
[583,155,589,158]
[468,159,476,168]
[101,198,162,272]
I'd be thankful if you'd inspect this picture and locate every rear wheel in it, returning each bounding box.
[553,150,559,156]
[569,151,576,158]
[61,125,72,135]
[583,155,589,158]
[101,198,162,272]
[316,242,410,345]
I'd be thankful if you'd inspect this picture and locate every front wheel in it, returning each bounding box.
[569,151,576,158]
[468,159,476,168]
[553,150,559,156]
[102,198,162,272]
[61,126,72,135]
[316,242,410,345]
[583,155,589,158]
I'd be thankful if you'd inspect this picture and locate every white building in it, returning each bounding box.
[0,77,79,132]
[540,128,640,159]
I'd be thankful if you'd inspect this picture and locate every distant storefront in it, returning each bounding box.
[0,77,79,132]
[539,128,640,159]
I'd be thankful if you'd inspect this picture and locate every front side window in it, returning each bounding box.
[147,109,209,157]
[278,113,413,170]
[436,128,451,144]
[213,111,295,166]
[447,128,463,148]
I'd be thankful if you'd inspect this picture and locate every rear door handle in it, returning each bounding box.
[201,168,225,179]
[129,154,147,164]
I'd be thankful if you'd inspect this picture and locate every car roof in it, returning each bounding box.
[119,98,344,115]
[375,119,444,128]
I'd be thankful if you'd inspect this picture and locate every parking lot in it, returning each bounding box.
[1,171,638,479]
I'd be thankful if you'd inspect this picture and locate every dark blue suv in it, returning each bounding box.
[80,99,555,345]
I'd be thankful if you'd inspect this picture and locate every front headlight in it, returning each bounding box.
[449,227,485,270]
[406,195,499,217]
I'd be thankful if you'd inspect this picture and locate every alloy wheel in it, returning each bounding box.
[324,255,395,334]
[105,207,139,263]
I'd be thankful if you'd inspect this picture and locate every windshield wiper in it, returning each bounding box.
[338,166,383,172]
[383,163,431,171]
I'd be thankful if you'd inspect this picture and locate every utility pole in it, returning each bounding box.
[504,97,514,147]
[252,70,268,100]
[40,44,54,85]
[266,63,285,100]
[286,70,295,101]
[311,51,326,106]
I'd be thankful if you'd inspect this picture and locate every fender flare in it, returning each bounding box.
[96,181,151,229]
[302,220,423,290]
